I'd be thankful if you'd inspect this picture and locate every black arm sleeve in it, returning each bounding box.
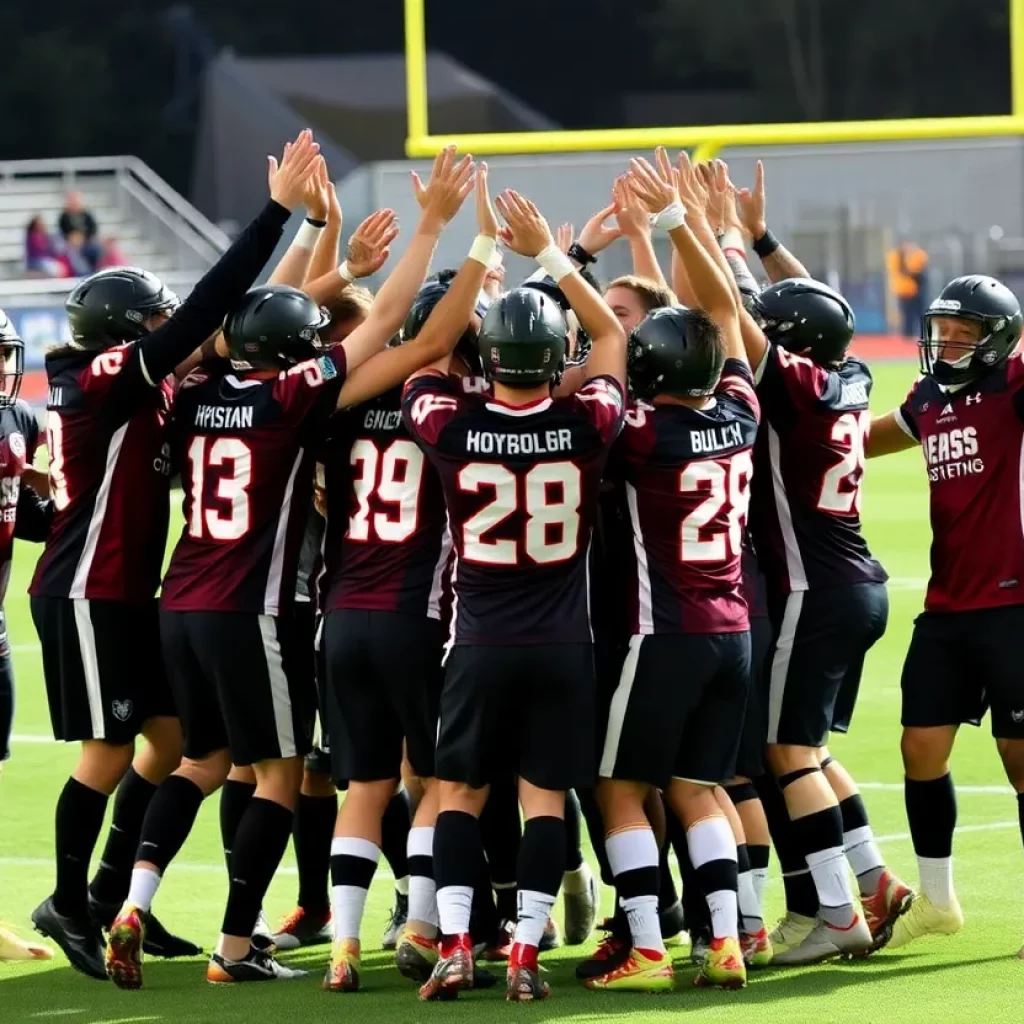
[111,199,292,408]
[14,484,52,543]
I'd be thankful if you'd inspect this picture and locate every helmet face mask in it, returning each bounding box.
[0,308,23,408]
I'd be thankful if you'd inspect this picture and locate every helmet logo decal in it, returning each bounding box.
[930,298,962,312]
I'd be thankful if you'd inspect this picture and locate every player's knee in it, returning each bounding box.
[439,779,488,816]
[76,739,135,794]
[996,738,1024,791]
[767,743,818,777]
[900,727,951,777]
[253,755,304,806]
[178,750,231,795]
[596,778,647,827]
[519,779,564,821]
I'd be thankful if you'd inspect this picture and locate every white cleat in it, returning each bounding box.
[563,865,598,945]
[768,911,816,955]
[887,894,963,951]
[772,913,872,966]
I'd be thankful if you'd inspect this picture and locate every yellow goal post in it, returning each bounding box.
[405,0,1024,161]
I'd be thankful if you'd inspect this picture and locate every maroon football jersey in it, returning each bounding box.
[0,400,41,607]
[161,351,346,615]
[30,345,175,602]
[402,372,625,646]
[612,360,759,635]
[898,351,1024,613]
[322,385,452,619]
[749,345,887,597]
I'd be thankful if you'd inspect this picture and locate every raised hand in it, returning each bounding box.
[267,129,322,211]
[327,178,342,229]
[303,156,331,221]
[714,160,745,233]
[475,162,499,238]
[411,146,476,232]
[556,223,575,254]
[627,146,680,214]
[495,189,555,258]
[578,202,623,256]
[612,174,651,238]
[734,159,767,239]
[347,209,400,278]
[676,151,709,218]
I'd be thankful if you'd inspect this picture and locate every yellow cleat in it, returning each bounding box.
[0,922,53,962]
[105,904,145,990]
[887,894,963,951]
[741,928,774,968]
[323,938,361,992]
[395,926,438,983]
[584,946,674,992]
[694,936,747,989]
[768,911,816,955]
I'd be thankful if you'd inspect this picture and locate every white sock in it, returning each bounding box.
[514,889,556,949]
[127,867,161,913]
[407,826,438,932]
[563,861,594,895]
[394,875,410,897]
[751,866,769,910]
[687,816,740,941]
[845,825,885,880]
[806,846,856,926]
[606,828,665,953]
[918,855,954,909]
[436,885,473,936]
[330,836,380,943]
[738,869,763,934]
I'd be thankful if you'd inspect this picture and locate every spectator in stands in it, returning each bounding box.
[97,236,127,269]
[24,216,67,277]
[58,191,100,270]
[60,229,95,278]
[887,238,929,339]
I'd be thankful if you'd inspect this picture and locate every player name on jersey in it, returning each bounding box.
[194,404,255,430]
[691,422,746,454]
[465,428,574,456]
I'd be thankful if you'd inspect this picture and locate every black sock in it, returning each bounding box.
[905,774,957,858]
[434,810,483,937]
[136,774,206,873]
[470,843,501,941]
[381,789,411,884]
[221,798,293,939]
[295,793,337,914]
[756,772,819,918]
[748,844,770,873]
[576,787,612,884]
[564,790,584,872]
[219,779,256,873]
[516,816,565,946]
[480,781,521,893]
[88,768,158,906]
[657,839,678,912]
[53,777,109,917]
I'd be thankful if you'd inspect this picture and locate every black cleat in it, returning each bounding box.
[89,894,201,958]
[32,897,106,980]
[382,892,409,951]
[660,899,686,941]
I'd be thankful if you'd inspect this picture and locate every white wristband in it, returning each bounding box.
[653,201,687,231]
[337,261,354,285]
[719,227,746,255]
[294,218,324,251]
[535,244,575,284]
[469,234,498,267]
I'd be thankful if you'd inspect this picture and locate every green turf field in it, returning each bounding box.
[1,360,1021,1023]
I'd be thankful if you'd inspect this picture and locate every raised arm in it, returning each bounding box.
[338,146,476,373]
[268,156,330,287]
[339,164,498,407]
[612,174,669,288]
[303,209,398,305]
[496,189,626,388]
[736,160,811,283]
[306,177,343,284]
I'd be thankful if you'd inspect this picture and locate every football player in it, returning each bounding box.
[318,164,496,993]
[404,187,626,1002]
[102,145,476,989]
[580,148,757,993]
[0,311,56,964]
[27,130,322,980]
[866,275,1024,953]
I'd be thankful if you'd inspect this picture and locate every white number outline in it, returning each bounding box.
[46,412,70,511]
[818,411,870,515]
[346,438,424,544]
[679,451,753,564]
[186,436,252,541]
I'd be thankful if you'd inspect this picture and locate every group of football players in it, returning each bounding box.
[1,127,1023,1004]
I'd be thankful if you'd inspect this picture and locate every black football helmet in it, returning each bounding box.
[65,267,180,350]
[628,305,724,400]
[750,278,855,365]
[522,270,593,364]
[919,275,1023,386]
[479,287,567,387]
[0,308,24,408]
[402,275,489,375]
[223,285,330,371]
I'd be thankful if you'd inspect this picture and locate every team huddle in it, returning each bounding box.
[1,128,1023,1003]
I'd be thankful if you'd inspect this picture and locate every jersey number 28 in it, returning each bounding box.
[818,411,870,515]
[679,451,753,563]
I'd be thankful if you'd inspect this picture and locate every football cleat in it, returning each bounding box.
[271,906,332,951]
[694,936,747,989]
[689,925,712,966]
[505,943,550,1002]
[382,892,408,951]
[480,919,515,962]
[768,910,816,955]
[0,922,53,962]
[660,900,687,944]
[584,946,674,992]
[207,947,307,983]
[105,904,145,990]
[563,866,598,945]
[575,932,631,981]
[861,869,914,950]
[395,927,438,983]
[251,910,275,953]
[538,916,561,952]
[886,893,964,951]
[772,914,872,965]
[322,938,361,992]
[31,897,106,980]
[418,933,474,1001]
[741,928,774,968]
[89,894,200,959]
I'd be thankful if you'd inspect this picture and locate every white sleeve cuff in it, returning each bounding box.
[137,348,156,387]
[894,408,917,439]
[752,347,770,385]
